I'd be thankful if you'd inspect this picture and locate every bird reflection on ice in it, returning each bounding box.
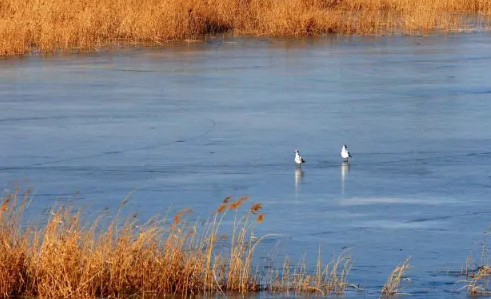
[294,166,304,194]
[341,162,350,195]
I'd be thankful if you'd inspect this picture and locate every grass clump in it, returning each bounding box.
[459,226,491,295]
[380,257,411,296]
[267,248,352,295]
[462,265,491,295]
[0,191,267,298]
[0,189,353,298]
[1,0,491,55]
[0,189,31,298]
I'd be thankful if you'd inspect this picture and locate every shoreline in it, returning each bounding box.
[1,0,490,56]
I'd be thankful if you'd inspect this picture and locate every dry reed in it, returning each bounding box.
[0,189,31,298]
[380,256,411,296]
[1,0,491,55]
[459,232,491,295]
[462,265,491,295]
[267,248,352,295]
[0,189,354,298]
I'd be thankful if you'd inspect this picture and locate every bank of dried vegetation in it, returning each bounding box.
[0,0,491,55]
[0,190,355,298]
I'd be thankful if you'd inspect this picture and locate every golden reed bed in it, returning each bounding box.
[0,0,490,55]
[0,190,354,298]
[5,188,491,298]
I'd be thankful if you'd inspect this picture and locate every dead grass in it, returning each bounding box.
[459,252,491,295]
[463,265,491,295]
[0,188,31,298]
[0,0,491,55]
[0,189,355,298]
[380,257,411,296]
[459,227,491,295]
[267,248,352,295]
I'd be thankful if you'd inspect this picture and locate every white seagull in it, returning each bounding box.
[341,145,352,161]
[294,150,306,165]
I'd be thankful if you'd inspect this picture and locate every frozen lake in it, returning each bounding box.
[2,33,491,298]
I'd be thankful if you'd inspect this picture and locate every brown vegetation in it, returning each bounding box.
[267,248,352,295]
[0,189,352,298]
[462,265,491,295]
[459,230,491,295]
[0,0,491,55]
[380,256,411,296]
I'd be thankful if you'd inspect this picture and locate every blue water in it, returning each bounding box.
[2,34,491,298]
